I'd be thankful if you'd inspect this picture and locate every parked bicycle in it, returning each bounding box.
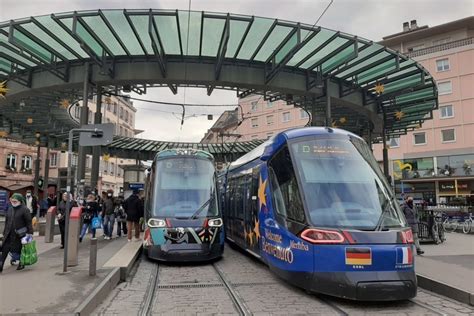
[442,214,460,233]
[462,213,473,234]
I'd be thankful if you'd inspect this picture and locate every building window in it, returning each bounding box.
[440,104,454,119]
[266,132,273,139]
[266,101,273,108]
[388,137,400,148]
[110,162,115,175]
[71,154,78,167]
[125,111,129,123]
[282,112,291,122]
[6,153,17,169]
[74,105,81,119]
[107,102,111,112]
[436,58,450,72]
[407,44,424,52]
[251,101,258,112]
[438,81,452,95]
[251,118,258,128]
[113,103,117,114]
[50,153,58,167]
[266,115,274,125]
[433,37,451,46]
[119,107,124,119]
[300,109,309,119]
[413,132,426,145]
[441,129,456,143]
[119,126,123,136]
[21,155,32,170]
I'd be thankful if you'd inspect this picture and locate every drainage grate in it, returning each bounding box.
[157,283,224,289]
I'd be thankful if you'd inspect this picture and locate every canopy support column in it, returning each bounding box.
[381,106,390,180]
[33,141,41,211]
[91,86,102,192]
[77,63,90,193]
[325,80,331,127]
[44,144,50,199]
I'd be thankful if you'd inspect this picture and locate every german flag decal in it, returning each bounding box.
[345,247,372,265]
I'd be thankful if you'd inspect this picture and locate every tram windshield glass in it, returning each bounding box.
[290,137,406,230]
[152,157,218,218]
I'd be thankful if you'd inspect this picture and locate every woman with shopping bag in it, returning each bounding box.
[0,193,34,273]
[79,194,101,243]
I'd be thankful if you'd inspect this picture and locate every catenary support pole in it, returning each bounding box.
[34,142,41,221]
[77,63,90,191]
[91,87,102,191]
[325,80,331,127]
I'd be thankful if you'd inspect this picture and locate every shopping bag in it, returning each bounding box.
[20,240,38,266]
[91,216,102,229]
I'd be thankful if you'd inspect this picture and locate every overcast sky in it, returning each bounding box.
[1,0,472,142]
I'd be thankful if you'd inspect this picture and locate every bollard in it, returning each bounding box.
[67,206,83,267]
[44,206,57,243]
[89,238,98,276]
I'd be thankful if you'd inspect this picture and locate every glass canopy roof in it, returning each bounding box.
[0,9,438,140]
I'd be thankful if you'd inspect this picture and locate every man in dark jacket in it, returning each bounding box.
[103,190,115,240]
[402,196,424,255]
[124,189,143,241]
[57,192,76,249]
[0,193,34,272]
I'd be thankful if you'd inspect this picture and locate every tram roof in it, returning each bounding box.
[0,9,437,144]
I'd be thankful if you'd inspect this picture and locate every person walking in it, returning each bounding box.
[0,193,33,273]
[102,190,115,240]
[124,189,143,242]
[57,192,76,249]
[115,194,127,237]
[79,194,100,243]
[402,196,424,255]
[25,190,38,219]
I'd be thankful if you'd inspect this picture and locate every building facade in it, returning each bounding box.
[373,17,474,205]
[68,93,140,194]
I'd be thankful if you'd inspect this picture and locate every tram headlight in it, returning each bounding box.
[300,228,345,244]
[208,218,223,227]
[147,218,167,228]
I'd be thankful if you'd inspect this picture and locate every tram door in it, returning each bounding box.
[244,170,260,254]
[228,175,246,247]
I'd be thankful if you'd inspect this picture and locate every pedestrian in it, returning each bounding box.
[39,197,48,217]
[0,193,33,273]
[124,189,144,242]
[402,196,424,255]
[115,194,127,237]
[57,192,76,249]
[102,190,115,240]
[25,190,38,219]
[79,194,100,243]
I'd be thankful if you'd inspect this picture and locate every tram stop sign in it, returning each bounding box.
[79,123,114,146]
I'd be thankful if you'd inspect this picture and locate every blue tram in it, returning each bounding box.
[143,149,224,261]
[221,127,417,301]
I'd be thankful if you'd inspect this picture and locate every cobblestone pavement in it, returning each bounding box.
[95,245,474,315]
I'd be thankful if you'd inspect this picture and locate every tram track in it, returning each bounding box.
[408,298,447,315]
[138,263,159,316]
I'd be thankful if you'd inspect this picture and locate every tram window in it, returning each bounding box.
[268,146,305,223]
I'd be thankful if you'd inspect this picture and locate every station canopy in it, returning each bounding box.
[0,9,438,155]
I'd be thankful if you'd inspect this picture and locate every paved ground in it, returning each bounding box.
[0,231,129,314]
[95,244,474,315]
[418,232,474,294]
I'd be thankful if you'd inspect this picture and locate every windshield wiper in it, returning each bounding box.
[189,195,215,219]
[373,198,393,231]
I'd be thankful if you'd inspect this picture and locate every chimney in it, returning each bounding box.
[410,20,418,29]
[403,22,410,32]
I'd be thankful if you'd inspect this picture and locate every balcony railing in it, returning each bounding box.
[406,37,474,58]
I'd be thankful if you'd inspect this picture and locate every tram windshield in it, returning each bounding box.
[152,157,218,218]
[289,137,406,230]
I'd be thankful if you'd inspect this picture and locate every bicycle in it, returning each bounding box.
[462,213,473,234]
[442,215,459,233]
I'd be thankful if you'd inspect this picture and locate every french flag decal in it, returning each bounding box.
[396,247,413,265]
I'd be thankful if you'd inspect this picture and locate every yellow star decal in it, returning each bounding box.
[59,99,70,109]
[374,82,384,95]
[0,130,8,138]
[253,217,260,241]
[331,120,338,128]
[395,111,405,120]
[258,175,267,209]
[0,81,8,98]
[104,96,112,104]
[415,123,422,129]
[103,153,110,162]
[339,117,347,124]
[247,230,254,246]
